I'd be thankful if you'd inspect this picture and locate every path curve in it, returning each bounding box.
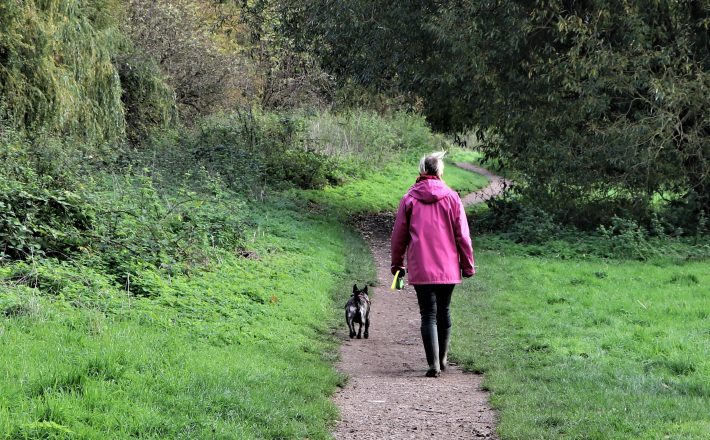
[455,162,512,206]
[332,164,507,439]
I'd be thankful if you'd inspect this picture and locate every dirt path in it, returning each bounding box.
[331,164,508,439]
[455,163,512,206]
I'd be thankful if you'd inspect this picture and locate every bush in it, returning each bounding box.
[90,171,247,294]
[266,148,339,189]
[597,216,655,260]
[139,109,343,193]
[476,197,559,245]
[506,206,559,244]
[0,179,93,261]
[475,194,709,261]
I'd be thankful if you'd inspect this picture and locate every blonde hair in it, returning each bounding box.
[419,151,447,176]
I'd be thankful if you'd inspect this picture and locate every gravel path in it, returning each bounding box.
[331,164,507,439]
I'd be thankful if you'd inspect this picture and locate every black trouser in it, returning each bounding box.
[414,284,455,371]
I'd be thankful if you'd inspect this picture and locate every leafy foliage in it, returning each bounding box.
[474,202,710,262]
[0,179,92,261]
[0,0,126,144]
[114,50,178,145]
[284,0,710,224]
[88,172,247,295]
[232,0,333,109]
[138,110,340,192]
[0,122,94,261]
[136,109,441,194]
[122,0,250,122]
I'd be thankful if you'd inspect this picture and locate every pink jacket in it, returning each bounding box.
[391,177,475,284]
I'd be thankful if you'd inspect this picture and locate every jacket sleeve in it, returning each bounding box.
[453,195,475,276]
[390,196,411,275]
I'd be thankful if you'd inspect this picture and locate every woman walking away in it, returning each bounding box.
[391,151,475,377]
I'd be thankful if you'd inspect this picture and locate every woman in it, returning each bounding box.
[390,151,475,377]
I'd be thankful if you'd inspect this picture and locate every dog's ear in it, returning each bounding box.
[363,285,368,294]
[353,284,358,294]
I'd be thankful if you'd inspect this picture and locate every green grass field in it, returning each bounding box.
[452,238,710,439]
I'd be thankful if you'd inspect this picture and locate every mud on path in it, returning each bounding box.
[332,164,507,439]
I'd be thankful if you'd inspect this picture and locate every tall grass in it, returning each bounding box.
[306,109,448,173]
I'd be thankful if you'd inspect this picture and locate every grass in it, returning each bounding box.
[8,139,706,439]
[452,236,710,439]
[0,193,376,439]
[303,151,489,214]
[0,145,483,439]
[446,148,484,165]
[7,136,706,439]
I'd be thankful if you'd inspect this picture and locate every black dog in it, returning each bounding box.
[345,284,370,339]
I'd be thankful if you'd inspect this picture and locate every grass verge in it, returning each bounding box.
[452,239,710,439]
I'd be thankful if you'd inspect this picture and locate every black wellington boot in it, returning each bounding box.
[421,324,440,377]
[438,325,451,371]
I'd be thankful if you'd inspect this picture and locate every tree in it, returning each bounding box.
[282,0,710,225]
[0,0,126,145]
[123,0,247,122]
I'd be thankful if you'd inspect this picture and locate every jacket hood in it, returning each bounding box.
[407,179,451,204]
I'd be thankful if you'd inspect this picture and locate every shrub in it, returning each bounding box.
[506,206,559,244]
[141,109,343,193]
[598,216,656,261]
[266,148,339,189]
[90,171,247,294]
[0,179,93,261]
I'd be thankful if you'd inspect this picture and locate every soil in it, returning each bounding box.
[331,163,508,439]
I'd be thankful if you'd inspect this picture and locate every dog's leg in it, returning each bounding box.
[356,321,362,339]
[364,311,370,339]
[346,310,355,339]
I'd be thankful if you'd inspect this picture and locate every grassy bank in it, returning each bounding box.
[304,153,489,213]
[452,239,710,439]
[0,139,483,438]
[0,193,373,438]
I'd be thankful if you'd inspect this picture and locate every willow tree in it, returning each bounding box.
[0,0,126,145]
